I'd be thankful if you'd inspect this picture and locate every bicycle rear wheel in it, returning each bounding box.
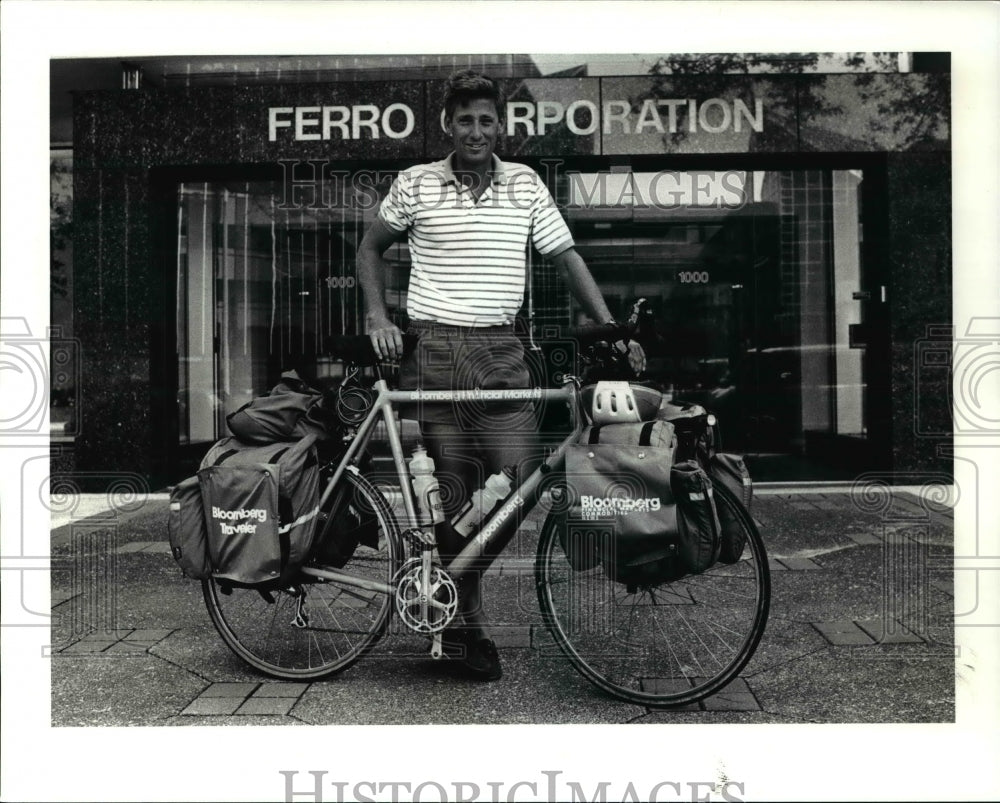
[536,479,769,708]
[203,470,402,680]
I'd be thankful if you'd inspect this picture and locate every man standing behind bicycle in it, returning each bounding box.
[358,70,643,681]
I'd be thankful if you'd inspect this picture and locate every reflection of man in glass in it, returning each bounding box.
[358,70,643,681]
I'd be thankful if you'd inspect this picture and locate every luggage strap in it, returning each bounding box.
[587,421,657,446]
[211,445,291,467]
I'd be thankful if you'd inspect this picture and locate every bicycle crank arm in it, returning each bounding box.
[430,632,443,660]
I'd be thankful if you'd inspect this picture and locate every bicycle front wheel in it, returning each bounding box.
[536,479,770,708]
[203,470,403,680]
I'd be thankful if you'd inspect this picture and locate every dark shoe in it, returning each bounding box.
[437,629,502,680]
[459,638,502,681]
[439,627,473,659]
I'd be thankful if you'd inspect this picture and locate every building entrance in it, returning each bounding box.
[173,165,886,479]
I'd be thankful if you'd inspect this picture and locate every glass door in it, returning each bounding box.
[557,165,879,478]
[174,177,402,448]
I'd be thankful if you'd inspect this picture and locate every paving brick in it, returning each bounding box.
[639,678,700,711]
[104,641,148,654]
[767,558,788,572]
[236,697,296,716]
[181,697,243,716]
[492,558,534,577]
[776,557,822,571]
[51,591,77,607]
[702,679,761,712]
[200,682,258,698]
[124,629,172,645]
[855,621,925,644]
[116,542,153,554]
[929,579,953,597]
[79,629,132,642]
[530,625,558,651]
[255,683,310,698]
[814,618,864,634]
[59,641,113,654]
[812,620,877,646]
[844,530,882,546]
[491,626,532,648]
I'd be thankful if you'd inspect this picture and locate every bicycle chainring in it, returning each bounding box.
[393,558,459,634]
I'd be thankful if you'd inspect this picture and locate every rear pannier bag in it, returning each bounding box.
[564,420,686,586]
[226,370,330,444]
[707,453,753,564]
[197,434,321,585]
[167,476,213,580]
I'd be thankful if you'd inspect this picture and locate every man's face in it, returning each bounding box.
[446,97,501,171]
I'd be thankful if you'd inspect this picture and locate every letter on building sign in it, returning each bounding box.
[382,103,415,139]
[323,106,351,140]
[295,107,322,140]
[268,107,293,141]
[507,102,536,137]
[352,105,381,139]
[603,100,632,134]
[536,101,565,135]
[698,98,732,134]
[565,100,598,135]
[635,99,665,134]
[733,98,764,132]
[659,99,686,133]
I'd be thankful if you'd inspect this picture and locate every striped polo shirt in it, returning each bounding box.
[377,153,574,327]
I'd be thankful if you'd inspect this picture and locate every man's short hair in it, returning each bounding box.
[443,70,506,122]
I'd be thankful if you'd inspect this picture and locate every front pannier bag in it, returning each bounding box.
[197,433,321,585]
[707,453,753,563]
[670,460,722,573]
[564,421,684,586]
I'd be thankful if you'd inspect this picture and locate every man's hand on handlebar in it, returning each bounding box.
[366,312,404,362]
[616,339,647,376]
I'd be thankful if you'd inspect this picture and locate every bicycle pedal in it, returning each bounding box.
[403,527,435,549]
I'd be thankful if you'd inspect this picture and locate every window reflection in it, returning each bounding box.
[562,167,867,458]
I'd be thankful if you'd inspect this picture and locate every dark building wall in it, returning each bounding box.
[887,152,952,475]
[71,167,155,484]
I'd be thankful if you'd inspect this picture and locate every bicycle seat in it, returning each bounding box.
[581,381,662,424]
[325,334,418,367]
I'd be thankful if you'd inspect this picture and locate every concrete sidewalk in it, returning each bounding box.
[48,484,955,726]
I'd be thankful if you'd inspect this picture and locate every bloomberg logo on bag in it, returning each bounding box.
[212,506,268,535]
[581,496,661,521]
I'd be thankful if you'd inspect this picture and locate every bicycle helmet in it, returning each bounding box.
[583,381,662,425]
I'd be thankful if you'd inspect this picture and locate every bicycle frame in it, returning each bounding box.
[300,378,586,593]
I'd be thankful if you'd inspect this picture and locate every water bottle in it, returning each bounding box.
[452,466,516,538]
[409,445,444,526]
